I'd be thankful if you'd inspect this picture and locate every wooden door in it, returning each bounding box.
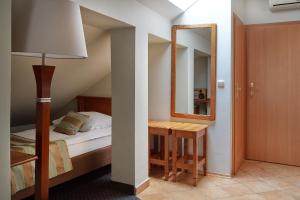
[246,22,300,166]
[233,15,247,174]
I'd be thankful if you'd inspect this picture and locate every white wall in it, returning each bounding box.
[111,28,136,185]
[84,73,111,97]
[177,29,211,55]
[76,0,171,40]
[134,27,149,186]
[148,43,171,120]
[176,48,189,113]
[194,56,208,89]
[233,0,300,24]
[232,0,246,22]
[245,0,300,24]
[0,0,11,198]
[172,0,233,175]
[147,0,233,176]
[76,0,171,187]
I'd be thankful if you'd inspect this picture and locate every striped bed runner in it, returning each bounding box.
[11,135,73,194]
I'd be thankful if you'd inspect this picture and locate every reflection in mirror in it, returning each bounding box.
[194,49,211,115]
[172,24,216,121]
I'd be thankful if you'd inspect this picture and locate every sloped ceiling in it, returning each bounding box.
[11,7,129,126]
[137,0,183,20]
[148,34,170,44]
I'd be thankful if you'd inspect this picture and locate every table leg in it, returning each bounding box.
[172,131,177,182]
[164,135,169,181]
[203,129,207,176]
[193,136,199,186]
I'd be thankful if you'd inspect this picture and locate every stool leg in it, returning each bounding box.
[203,129,207,176]
[160,136,165,161]
[154,135,159,154]
[184,138,189,173]
[164,135,169,181]
[193,137,199,186]
[172,132,177,182]
[178,138,182,157]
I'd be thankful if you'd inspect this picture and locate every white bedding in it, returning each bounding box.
[12,126,111,146]
[68,135,111,158]
[12,126,112,158]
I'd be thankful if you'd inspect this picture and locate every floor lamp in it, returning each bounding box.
[11,0,87,199]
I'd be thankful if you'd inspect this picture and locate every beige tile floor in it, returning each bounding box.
[138,160,300,200]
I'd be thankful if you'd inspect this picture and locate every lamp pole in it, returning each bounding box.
[33,64,55,200]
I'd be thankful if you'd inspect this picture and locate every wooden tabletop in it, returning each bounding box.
[11,151,38,167]
[170,123,208,132]
[148,120,208,132]
[148,120,179,129]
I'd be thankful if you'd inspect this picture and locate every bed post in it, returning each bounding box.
[33,65,55,200]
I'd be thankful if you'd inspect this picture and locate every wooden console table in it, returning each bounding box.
[148,121,208,186]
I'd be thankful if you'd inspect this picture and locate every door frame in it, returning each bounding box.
[232,14,247,175]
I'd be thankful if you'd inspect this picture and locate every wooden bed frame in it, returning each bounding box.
[12,96,112,200]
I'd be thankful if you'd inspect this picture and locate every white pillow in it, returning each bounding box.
[79,112,111,132]
[52,112,111,132]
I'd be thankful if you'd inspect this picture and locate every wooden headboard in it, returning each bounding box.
[77,96,112,116]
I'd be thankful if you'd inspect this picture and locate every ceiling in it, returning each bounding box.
[137,0,183,20]
[81,7,130,30]
[148,34,170,44]
[195,49,209,57]
[192,28,211,40]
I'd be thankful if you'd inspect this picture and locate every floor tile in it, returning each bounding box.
[258,190,295,200]
[242,180,276,193]
[281,176,300,188]
[168,189,210,200]
[219,184,252,197]
[138,193,170,200]
[282,186,300,199]
[260,177,294,190]
[220,194,265,200]
[196,186,231,199]
[140,161,300,200]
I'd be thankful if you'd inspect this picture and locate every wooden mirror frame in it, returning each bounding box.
[171,24,217,121]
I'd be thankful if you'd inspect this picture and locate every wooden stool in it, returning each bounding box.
[172,123,208,186]
[148,121,175,180]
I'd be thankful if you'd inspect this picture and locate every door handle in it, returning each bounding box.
[250,82,255,96]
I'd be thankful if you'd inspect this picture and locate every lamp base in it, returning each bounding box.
[33,65,55,200]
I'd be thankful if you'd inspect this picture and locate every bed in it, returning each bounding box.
[12,96,112,200]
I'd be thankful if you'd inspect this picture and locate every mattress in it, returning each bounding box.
[68,135,111,158]
[12,126,111,145]
[12,126,112,158]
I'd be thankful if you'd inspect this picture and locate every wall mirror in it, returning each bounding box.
[171,24,217,121]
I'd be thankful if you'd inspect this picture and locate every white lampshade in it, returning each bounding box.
[12,0,88,59]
